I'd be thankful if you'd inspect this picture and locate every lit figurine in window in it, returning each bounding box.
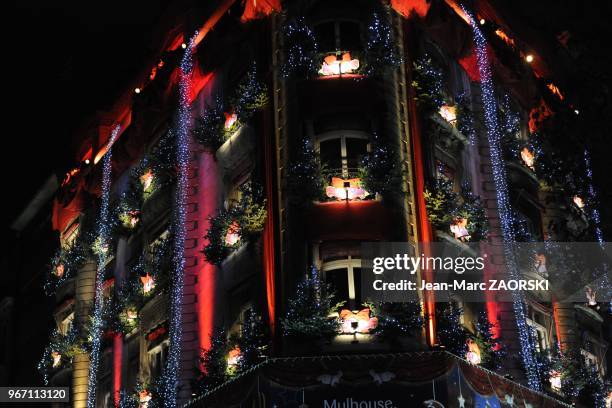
[339,308,378,334]
[465,338,482,365]
[534,253,547,276]
[450,217,471,241]
[549,370,562,392]
[51,351,62,368]
[226,346,241,374]
[520,147,535,170]
[54,263,65,278]
[140,169,155,193]
[140,273,156,295]
[224,112,238,131]
[585,286,598,307]
[325,177,368,201]
[139,389,152,408]
[225,221,241,247]
[126,308,138,321]
[439,105,457,126]
[319,52,360,76]
[573,195,585,210]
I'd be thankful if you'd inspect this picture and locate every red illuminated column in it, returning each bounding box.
[194,149,219,352]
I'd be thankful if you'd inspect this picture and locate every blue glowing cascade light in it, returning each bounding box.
[160,31,197,408]
[461,5,541,390]
[584,149,603,244]
[86,124,121,408]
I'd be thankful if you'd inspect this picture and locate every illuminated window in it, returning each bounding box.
[322,257,362,309]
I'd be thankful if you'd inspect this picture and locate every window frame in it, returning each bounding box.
[316,130,370,178]
[321,257,362,308]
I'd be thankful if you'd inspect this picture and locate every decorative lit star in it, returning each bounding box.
[457,395,465,408]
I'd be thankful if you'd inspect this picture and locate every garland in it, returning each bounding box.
[202,182,266,265]
[192,65,268,152]
[287,136,327,204]
[412,56,445,114]
[366,301,423,341]
[424,177,488,241]
[38,326,87,384]
[193,328,231,395]
[44,236,88,296]
[364,11,402,76]
[282,17,319,78]
[359,131,402,198]
[233,309,269,372]
[281,266,343,341]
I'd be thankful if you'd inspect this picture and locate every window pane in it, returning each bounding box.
[346,138,368,170]
[326,268,349,302]
[339,21,361,50]
[315,22,336,52]
[353,268,362,304]
[320,138,342,171]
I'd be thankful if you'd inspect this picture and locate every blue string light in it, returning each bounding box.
[461,5,541,390]
[86,124,121,407]
[159,31,197,408]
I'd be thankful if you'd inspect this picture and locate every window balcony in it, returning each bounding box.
[307,199,392,241]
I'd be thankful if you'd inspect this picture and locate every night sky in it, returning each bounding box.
[4,0,612,235]
[4,0,172,235]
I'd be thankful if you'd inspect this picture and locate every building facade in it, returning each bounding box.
[39,1,608,407]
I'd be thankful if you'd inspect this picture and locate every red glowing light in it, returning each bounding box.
[390,0,431,18]
[240,0,281,23]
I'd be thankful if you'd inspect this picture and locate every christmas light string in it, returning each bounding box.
[86,124,121,407]
[584,149,603,245]
[461,5,541,390]
[160,31,197,407]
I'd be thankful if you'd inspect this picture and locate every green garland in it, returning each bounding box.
[364,11,402,77]
[233,309,269,372]
[202,182,266,265]
[193,328,231,396]
[366,301,423,341]
[359,131,402,198]
[38,326,87,384]
[287,137,327,204]
[412,56,446,114]
[193,65,268,152]
[424,177,488,241]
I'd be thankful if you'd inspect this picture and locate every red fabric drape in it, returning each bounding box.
[52,177,86,232]
[391,0,431,18]
[240,0,281,23]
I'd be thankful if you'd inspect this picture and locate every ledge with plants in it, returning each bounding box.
[192,65,268,154]
[192,309,269,397]
[38,325,88,385]
[202,182,267,266]
[424,176,488,243]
